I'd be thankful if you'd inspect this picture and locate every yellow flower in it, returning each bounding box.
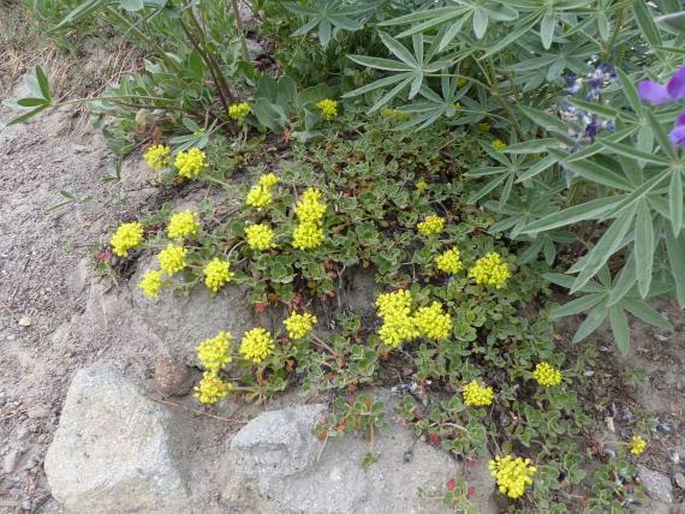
[375,290,419,348]
[533,362,562,387]
[468,252,511,288]
[240,327,275,364]
[417,215,445,236]
[167,211,200,241]
[489,455,536,499]
[196,331,233,371]
[245,223,276,251]
[139,270,164,299]
[110,221,144,257]
[416,179,429,192]
[295,188,326,225]
[158,244,188,276]
[629,435,647,456]
[174,147,206,179]
[293,222,324,250]
[491,138,508,151]
[245,184,273,210]
[316,98,338,120]
[143,144,171,171]
[193,370,232,404]
[284,311,317,340]
[260,174,280,189]
[435,247,463,275]
[203,257,234,292]
[228,102,251,121]
[463,380,494,407]
[414,301,452,341]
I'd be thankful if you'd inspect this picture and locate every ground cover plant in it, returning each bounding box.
[3,0,685,512]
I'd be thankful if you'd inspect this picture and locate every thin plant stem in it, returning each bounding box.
[229,0,250,62]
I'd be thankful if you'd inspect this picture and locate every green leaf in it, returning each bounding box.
[634,199,654,298]
[379,32,417,67]
[615,67,643,115]
[665,231,685,307]
[519,105,568,134]
[543,273,603,293]
[473,7,488,39]
[623,298,672,331]
[609,305,630,355]
[570,204,637,293]
[35,66,51,102]
[481,11,540,59]
[15,97,49,108]
[5,105,49,126]
[47,0,112,33]
[540,9,555,50]
[598,138,670,165]
[120,0,143,11]
[608,253,636,306]
[567,98,618,119]
[552,151,631,190]
[505,139,558,154]
[550,294,604,319]
[670,170,683,235]
[572,303,608,343]
[633,0,663,47]
[522,197,624,234]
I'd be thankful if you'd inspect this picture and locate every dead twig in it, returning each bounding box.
[150,396,246,425]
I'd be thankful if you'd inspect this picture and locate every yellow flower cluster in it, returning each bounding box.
[489,455,536,499]
[293,223,325,250]
[435,247,463,274]
[174,147,206,179]
[533,362,562,387]
[228,102,251,121]
[240,327,275,363]
[139,270,164,299]
[167,211,200,241]
[413,302,452,341]
[381,108,410,121]
[284,311,317,340]
[629,435,647,456]
[258,173,280,189]
[194,370,232,404]
[110,221,144,257]
[316,98,338,120]
[375,290,419,348]
[416,179,429,192]
[246,173,280,210]
[463,380,494,407]
[196,331,233,371]
[468,252,511,288]
[417,215,445,236]
[158,244,188,276]
[293,188,326,250]
[143,144,171,171]
[491,139,508,151]
[203,257,234,292]
[245,223,276,251]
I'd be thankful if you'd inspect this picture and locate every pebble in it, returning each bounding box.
[674,472,685,489]
[638,464,673,503]
[21,499,32,511]
[18,316,31,327]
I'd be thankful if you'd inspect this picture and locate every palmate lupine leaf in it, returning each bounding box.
[345,33,452,113]
[283,0,368,47]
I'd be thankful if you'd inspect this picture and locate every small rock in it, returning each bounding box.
[638,464,673,503]
[230,404,326,478]
[44,366,189,513]
[674,472,685,489]
[18,316,31,327]
[2,448,22,474]
[154,355,193,397]
[20,499,32,511]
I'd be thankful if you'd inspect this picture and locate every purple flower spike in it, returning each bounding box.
[666,65,685,100]
[668,125,685,148]
[638,81,672,105]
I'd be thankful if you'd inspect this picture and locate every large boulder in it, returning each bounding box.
[44,366,189,513]
[229,402,498,514]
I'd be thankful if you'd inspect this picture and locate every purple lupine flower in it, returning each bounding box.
[638,65,685,148]
[638,65,685,105]
[670,111,685,147]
